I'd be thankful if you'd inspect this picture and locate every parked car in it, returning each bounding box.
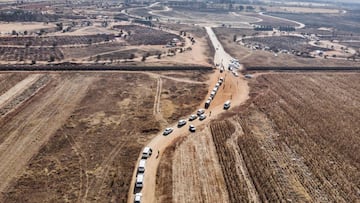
[189,125,196,132]
[189,114,198,121]
[197,109,205,116]
[177,119,187,127]
[163,127,173,136]
[205,99,211,109]
[199,114,207,120]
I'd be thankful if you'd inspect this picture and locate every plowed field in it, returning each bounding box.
[210,73,360,202]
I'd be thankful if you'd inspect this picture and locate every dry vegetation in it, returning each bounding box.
[246,13,298,27]
[214,27,360,67]
[268,11,360,33]
[0,34,115,46]
[155,126,230,203]
[113,25,181,45]
[0,72,209,202]
[243,36,330,53]
[0,47,64,61]
[160,77,207,123]
[210,73,360,202]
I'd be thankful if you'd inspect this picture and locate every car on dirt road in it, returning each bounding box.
[141,147,152,159]
[189,125,196,132]
[224,100,231,109]
[199,114,207,121]
[134,193,142,203]
[177,119,187,127]
[197,109,205,116]
[136,174,144,188]
[138,159,146,173]
[163,127,173,136]
[189,114,198,121]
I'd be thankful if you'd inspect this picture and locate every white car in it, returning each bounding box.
[197,109,205,116]
[199,114,207,121]
[177,119,187,127]
[224,100,231,109]
[189,125,196,132]
[141,147,152,159]
[134,193,142,203]
[163,127,173,136]
[189,114,198,121]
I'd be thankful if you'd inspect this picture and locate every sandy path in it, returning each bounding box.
[128,25,249,202]
[0,74,42,108]
[0,75,94,199]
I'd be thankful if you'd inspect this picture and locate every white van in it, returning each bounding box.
[141,147,152,159]
[138,159,146,173]
[136,174,144,188]
[224,100,231,109]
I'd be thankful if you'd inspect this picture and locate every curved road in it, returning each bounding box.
[127,27,249,203]
[259,12,305,29]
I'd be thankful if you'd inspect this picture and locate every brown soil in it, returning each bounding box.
[0,71,209,202]
[0,73,28,95]
[209,73,360,202]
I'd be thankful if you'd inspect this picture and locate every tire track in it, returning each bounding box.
[153,77,162,115]
[64,132,89,203]
[86,135,129,201]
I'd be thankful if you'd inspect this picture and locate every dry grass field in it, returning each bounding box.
[156,73,360,203]
[210,73,360,202]
[213,27,360,67]
[0,71,209,202]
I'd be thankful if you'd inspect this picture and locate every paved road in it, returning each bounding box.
[205,27,243,71]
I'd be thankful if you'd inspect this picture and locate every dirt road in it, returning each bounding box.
[128,26,249,203]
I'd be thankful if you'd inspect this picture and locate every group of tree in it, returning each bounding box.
[254,25,273,31]
[279,26,296,32]
[0,9,58,22]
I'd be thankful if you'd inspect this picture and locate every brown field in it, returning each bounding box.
[210,73,360,202]
[0,34,115,46]
[155,72,360,202]
[0,47,64,62]
[113,25,181,46]
[214,27,360,67]
[246,13,299,27]
[0,71,209,202]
